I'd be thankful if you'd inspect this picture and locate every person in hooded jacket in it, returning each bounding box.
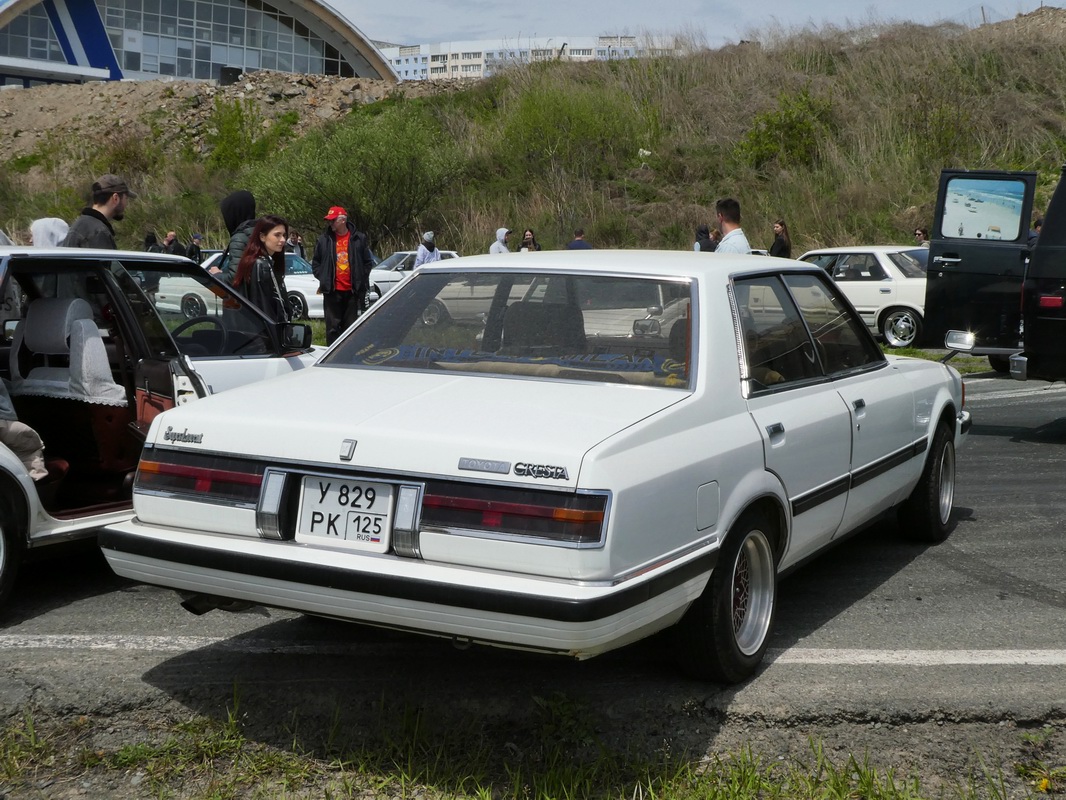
[413,231,441,268]
[311,205,375,345]
[29,218,69,248]
[694,224,716,252]
[217,190,257,285]
[489,227,511,254]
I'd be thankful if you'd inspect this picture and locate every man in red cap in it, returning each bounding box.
[311,205,375,344]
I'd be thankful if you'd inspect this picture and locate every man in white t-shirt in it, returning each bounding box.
[713,197,752,254]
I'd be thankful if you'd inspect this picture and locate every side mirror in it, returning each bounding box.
[633,319,661,336]
[944,330,975,352]
[282,323,314,350]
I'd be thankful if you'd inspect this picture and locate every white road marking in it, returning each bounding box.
[768,648,1066,665]
[2,636,1066,665]
[963,382,1066,402]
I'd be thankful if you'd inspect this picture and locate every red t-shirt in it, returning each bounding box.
[334,230,351,292]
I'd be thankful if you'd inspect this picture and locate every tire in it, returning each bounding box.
[287,292,308,320]
[673,509,778,684]
[899,422,956,543]
[0,516,25,612]
[988,355,1010,373]
[880,307,922,348]
[180,293,207,319]
[421,299,449,326]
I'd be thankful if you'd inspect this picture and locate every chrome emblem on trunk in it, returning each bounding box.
[458,457,511,475]
[339,439,357,461]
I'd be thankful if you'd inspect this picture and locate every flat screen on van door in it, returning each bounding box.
[941,178,1026,242]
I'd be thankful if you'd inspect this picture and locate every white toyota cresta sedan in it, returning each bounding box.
[100,251,970,684]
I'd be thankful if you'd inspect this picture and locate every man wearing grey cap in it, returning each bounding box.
[62,174,136,249]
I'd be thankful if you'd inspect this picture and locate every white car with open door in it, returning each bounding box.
[0,247,316,610]
[101,251,969,684]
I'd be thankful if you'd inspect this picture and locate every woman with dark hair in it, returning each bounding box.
[234,214,289,324]
[769,219,792,259]
[144,231,163,252]
[519,228,542,252]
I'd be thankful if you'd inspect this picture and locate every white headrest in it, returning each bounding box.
[23,297,94,355]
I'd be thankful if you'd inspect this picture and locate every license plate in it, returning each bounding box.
[295,476,394,553]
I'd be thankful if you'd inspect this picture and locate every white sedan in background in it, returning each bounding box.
[369,249,460,302]
[798,246,927,348]
[101,251,969,684]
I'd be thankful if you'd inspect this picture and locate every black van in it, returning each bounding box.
[923,169,1036,372]
[1010,165,1066,381]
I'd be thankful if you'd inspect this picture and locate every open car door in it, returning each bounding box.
[924,169,1036,369]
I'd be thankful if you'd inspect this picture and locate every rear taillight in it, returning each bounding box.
[1038,294,1065,309]
[421,482,607,545]
[136,448,265,507]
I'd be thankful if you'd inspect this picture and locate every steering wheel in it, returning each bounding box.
[171,316,228,356]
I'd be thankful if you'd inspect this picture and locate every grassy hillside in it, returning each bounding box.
[3,9,1066,256]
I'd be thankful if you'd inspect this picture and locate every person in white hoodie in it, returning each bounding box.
[489,227,511,254]
[29,218,70,247]
[413,231,441,268]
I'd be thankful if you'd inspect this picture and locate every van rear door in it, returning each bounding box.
[923,169,1036,363]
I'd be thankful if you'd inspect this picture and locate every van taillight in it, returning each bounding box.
[1038,295,1065,309]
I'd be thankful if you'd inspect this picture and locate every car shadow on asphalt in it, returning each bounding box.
[1,541,135,628]
[136,513,968,781]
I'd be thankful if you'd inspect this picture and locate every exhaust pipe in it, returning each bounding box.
[179,593,258,615]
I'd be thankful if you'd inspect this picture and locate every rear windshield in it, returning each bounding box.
[323,271,693,388]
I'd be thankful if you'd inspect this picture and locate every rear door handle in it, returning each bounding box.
[933,255,962,265]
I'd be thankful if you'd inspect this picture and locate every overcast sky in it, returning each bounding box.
[331,1,1048,48]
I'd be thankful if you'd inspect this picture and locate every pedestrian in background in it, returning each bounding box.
[713,198,752,254]
[162,230,184,255]
[217,189,257,284]
[286,229,305,259]
[694,224,716,252]
[311,205,375,345]
[29,218,69,248]
[413,231,441,268]
[566,228,593,249]
[234,214,290,324]
[62,174,135,249]
[769,219,792,259]
[186,233,204,263]
[490,228,511,254]
[914,227,930,247]
[519,228,542,252]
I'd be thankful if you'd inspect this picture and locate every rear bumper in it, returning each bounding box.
[99,522,716,657]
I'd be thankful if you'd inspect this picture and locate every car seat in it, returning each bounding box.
[500,302,587,356]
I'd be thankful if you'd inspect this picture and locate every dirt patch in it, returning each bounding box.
[0,69,464,166]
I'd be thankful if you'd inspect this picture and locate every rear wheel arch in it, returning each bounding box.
[673,499,783,683]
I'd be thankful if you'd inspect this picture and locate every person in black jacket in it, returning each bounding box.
[694,224,716,252]
[769,218,792,259]
[233,215,289,324]
[216,190,257,285]
[311,205,374,345]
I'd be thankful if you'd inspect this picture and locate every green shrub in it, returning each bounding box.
[245,103,462,243]
[734,88,834,172]
[494,78,643,183]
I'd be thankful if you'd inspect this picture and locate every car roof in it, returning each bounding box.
[1,246,198,264]
[798,245,918,256]
[413,249,810,280]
